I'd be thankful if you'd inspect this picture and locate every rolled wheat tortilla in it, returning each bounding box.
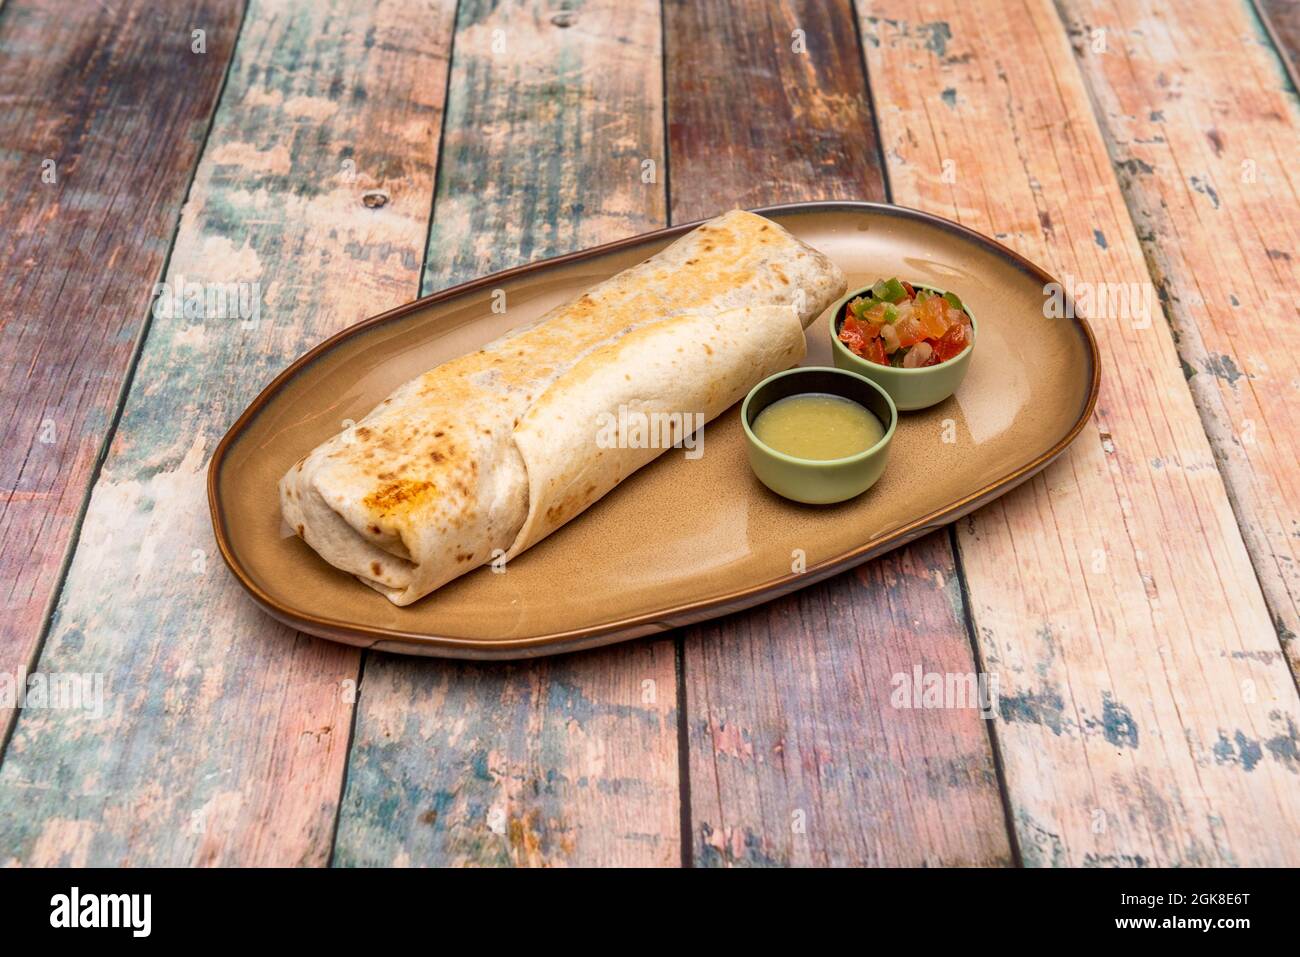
[280,209,846,605]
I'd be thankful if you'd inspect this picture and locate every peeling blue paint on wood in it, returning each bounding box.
[0,0,456,867]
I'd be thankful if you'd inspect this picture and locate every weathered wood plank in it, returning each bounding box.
[664,0,888,215]
[0,0,457,866]
[0,0,244,741]
[1057,0,1300,681]
[337,644,679,867]
[859,0,1300,865]
[687,536,1012,866]
[333,0,679,867]
[665,0,1012,866]
[1258,0,1300,84]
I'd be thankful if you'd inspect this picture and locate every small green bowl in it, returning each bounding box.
[829,283,977,411]
[741,366,897,505]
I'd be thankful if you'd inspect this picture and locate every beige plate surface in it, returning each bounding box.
[209,203,1099,659]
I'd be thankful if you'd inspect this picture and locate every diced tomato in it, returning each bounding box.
[838,319,867,356]
[840,312,892,365]
[838,315,878,357]
[931,320,971,363]
[851,315,880,338]
[916,296,953,339]
[864,335,887,365]
[901,280,916,300]
[894,314,927,348]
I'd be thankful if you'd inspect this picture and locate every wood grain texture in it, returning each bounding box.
[1056,0,1300,680]
[687,536,1012,866]
[859,0,1300,865]
[418,0,668,294]
[336,644,679,867]
[1258,0,1300,84]
[333,0,680,867]
[0,0,456,866]
[666,0,1011,866]
[0,0,243,740]
[664,0,888,216]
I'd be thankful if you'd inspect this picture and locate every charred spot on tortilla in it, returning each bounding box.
[364,479,437,514]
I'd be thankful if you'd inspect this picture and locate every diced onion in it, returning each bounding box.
[903,341,933,368]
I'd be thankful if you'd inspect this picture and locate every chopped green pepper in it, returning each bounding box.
[942,291,965,312]
[883,304,898,324]
[871,277,908,303]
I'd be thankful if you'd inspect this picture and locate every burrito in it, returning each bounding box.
[281,209,845,605]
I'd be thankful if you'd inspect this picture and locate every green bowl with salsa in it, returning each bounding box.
[741,366,897,505]
[829,279,977,411]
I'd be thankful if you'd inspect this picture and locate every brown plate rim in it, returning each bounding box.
[207,201,1101,659]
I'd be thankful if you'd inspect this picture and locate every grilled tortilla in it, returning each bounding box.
[280,209,846,605]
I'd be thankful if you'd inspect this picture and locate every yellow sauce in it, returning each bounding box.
[752,393,884,460]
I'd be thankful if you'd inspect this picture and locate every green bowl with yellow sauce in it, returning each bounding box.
[741,366,897,505]
[828,282,976,411]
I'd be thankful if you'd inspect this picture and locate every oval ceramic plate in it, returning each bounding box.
[209,202,1099,659]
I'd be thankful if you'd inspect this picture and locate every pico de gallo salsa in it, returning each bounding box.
[837,278,973,368]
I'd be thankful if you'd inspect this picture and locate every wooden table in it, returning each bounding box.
[1,0,1298,867]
